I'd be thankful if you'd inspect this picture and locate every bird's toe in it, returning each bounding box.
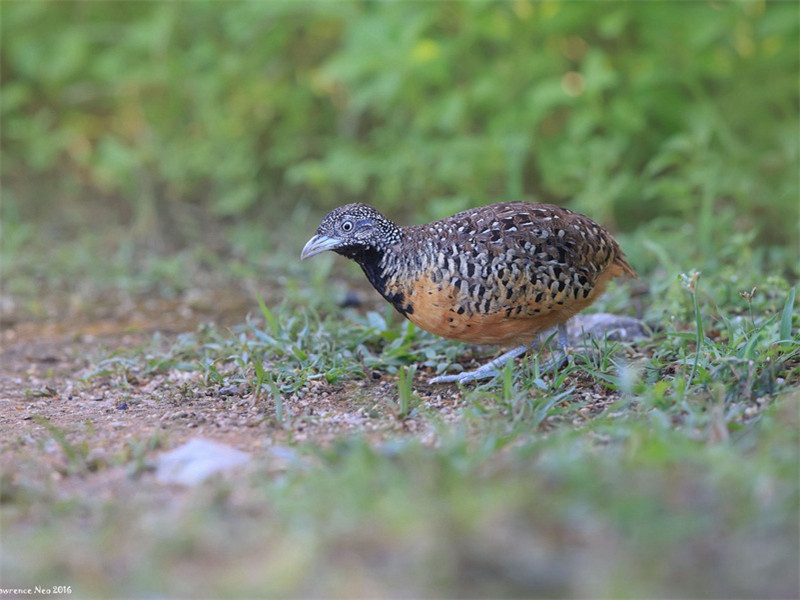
[429,367,500,385]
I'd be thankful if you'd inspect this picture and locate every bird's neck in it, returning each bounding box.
[340,242,412,317]
[343,245,389,291]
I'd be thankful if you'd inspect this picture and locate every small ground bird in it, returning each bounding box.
[301,202,636,383]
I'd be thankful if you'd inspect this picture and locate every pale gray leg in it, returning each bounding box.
[558,322,569,352]
[539,322,570,373]
[428,322,571,385]
[428,344,529,384]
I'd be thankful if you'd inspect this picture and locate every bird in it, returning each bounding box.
[301,202,636,384]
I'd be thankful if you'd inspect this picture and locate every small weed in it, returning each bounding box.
[25,386,58,398]
[386,365,420,420]
[681,270,704,387]
[125,431,165,477]
[266,371,292,430]
[779,286,796,347]
[32,416,89,475]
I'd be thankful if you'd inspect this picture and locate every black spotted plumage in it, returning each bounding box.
[301,201,636,350]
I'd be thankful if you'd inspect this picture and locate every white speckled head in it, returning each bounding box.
[301,203,401,259]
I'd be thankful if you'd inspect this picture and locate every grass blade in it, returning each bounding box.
[257,293,280,335]
[395,365,418,419]
[779,287,795,341]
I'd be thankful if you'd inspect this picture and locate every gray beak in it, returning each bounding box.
[300,234,343,259]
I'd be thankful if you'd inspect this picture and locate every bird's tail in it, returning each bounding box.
[610,252,637,279]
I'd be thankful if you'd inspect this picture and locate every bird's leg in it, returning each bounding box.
[428,344,530,384]
[539,322,570,373]
[428,322,572,385]
[558,321,569,353]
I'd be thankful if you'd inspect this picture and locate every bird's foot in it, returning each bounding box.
[539,351,569,373]
[429,365,501,384]
[429,344,529,384]
[428,337,572,385]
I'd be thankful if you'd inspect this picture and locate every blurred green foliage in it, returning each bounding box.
[2,0,797,240]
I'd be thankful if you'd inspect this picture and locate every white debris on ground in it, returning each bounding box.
[155,438,251,486]
[567,313,649,345]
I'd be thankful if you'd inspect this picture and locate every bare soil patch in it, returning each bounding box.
[0,294,465,494]
[0,286,626,506]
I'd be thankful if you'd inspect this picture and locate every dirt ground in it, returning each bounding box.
[0,291,471,490]
[4,289,795,599]
[2,276,644,514]
[1,288,625,486]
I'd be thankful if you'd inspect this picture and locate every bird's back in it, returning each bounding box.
[379,202,635,345]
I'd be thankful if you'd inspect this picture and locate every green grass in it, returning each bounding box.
[6,398,797,597]
[85,246,796,435]
[4,208,797,597]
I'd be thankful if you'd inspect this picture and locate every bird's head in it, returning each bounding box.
[300,203,401,260]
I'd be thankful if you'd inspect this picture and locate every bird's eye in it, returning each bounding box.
[342,221,353,232]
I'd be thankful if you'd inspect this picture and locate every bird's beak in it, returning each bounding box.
[300,234,343,259]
